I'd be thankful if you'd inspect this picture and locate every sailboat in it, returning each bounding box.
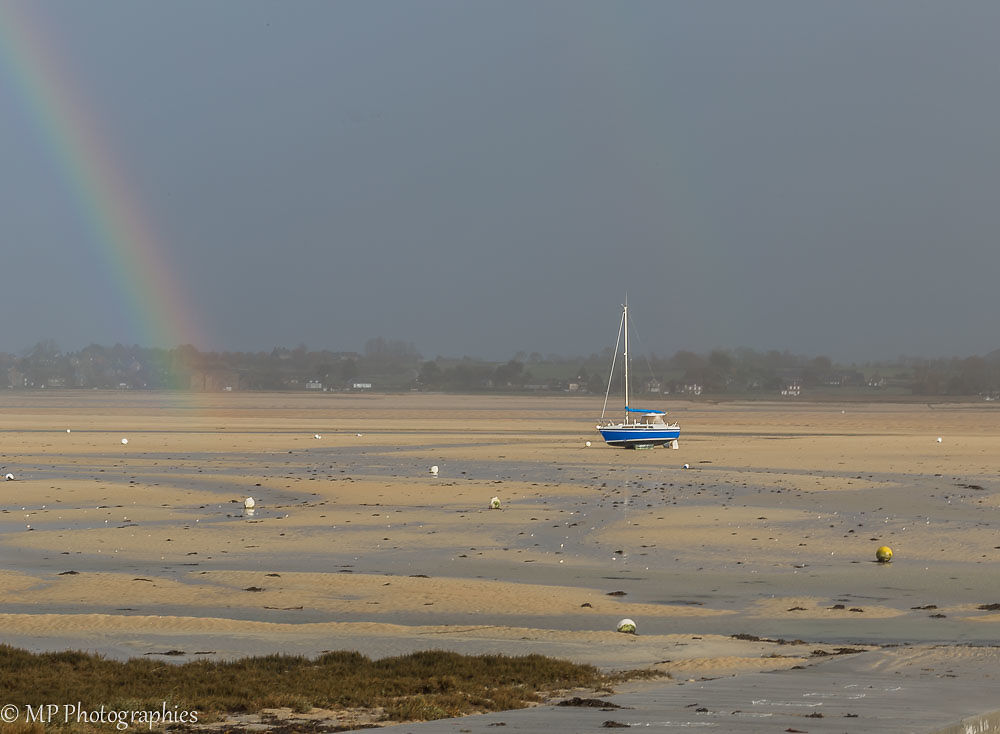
[596,302,680,448]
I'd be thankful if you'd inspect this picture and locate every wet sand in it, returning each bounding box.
[0,391,998,725]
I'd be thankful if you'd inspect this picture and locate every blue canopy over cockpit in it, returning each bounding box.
[625,407,665,415]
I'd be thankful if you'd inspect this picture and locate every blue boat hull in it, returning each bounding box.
[598,426,680,447]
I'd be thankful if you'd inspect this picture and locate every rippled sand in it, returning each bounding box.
[0,391,998,680]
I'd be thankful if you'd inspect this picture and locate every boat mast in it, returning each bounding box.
[622,301,629,422]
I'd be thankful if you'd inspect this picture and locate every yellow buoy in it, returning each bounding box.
[616,618,637,634]
[876,545,893,563]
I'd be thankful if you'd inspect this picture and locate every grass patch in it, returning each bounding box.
[0,645,612,726]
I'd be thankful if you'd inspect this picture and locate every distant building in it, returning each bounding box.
[349,379,373,390]
[678,383,703,396]
[781,380,801,397]
[305,380,323,390]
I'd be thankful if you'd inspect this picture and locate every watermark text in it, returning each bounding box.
[1,702,198,730]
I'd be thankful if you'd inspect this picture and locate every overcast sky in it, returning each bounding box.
[2,1,999,363]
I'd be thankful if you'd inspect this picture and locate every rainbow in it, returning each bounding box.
[0,3,205,352]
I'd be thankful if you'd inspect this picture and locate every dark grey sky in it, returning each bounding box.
[2,1,999,362]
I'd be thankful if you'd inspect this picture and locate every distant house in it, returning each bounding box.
[781,380,801,397]
[645,379,662,394]
[349,379,373,390]
[678,383,702,396]
[305,380,323,390]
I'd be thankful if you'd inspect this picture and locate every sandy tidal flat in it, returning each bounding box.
[0,392,998,685]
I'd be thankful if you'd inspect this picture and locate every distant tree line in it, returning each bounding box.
[4,339,1000,398]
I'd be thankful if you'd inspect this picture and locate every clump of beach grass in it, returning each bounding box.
[0,645,616,726]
